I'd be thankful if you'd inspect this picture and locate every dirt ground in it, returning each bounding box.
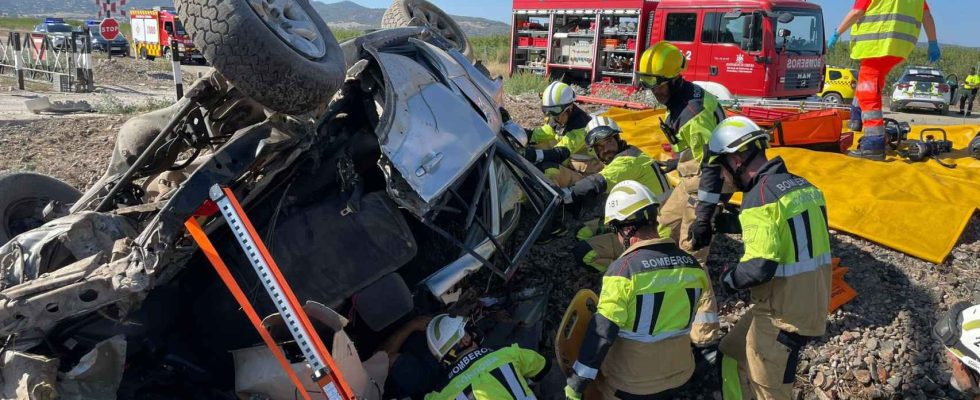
[0,66,979,399]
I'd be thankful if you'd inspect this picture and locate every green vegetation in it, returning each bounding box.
[331,28,362,43]
[472,34,510,64]
[95,95,173,115]
[827,44,980,87]
[503,71,549,96]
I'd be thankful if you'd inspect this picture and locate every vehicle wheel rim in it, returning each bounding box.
[248,0,327,59]
[410,4,463,50]
[3,198,47,238]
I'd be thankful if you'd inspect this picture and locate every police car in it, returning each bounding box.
[889,66,953,115]
[33,18,75,50]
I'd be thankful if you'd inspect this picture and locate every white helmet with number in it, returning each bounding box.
[706,116,770,165]
[604,180,660,225]
[426,314,467,361]
[542,81,577,108]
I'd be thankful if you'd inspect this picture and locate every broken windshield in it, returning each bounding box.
[774,9,824,55]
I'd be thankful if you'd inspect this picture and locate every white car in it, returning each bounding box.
[889,66,953,115]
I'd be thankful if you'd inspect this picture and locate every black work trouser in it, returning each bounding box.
[960,88,978,112]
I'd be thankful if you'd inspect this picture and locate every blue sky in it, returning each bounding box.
[330,0,978,47]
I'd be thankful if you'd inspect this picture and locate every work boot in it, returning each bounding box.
[848,135,886,161]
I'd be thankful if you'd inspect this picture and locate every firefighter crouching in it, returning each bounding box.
[565,180,720,400]
[637,41,730,264]
[706,117,832,399]
[523,81,604,187]
[424,314,550,400]
[565,116,672,272]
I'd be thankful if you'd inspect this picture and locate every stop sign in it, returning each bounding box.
[100,18,120,41]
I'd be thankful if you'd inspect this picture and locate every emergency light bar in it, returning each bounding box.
[44,18,65,23]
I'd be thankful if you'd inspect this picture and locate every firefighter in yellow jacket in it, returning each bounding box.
[706,117,832,399]
[565,180,720,400]
[424,314,549,400]
[638,41,729,263]
[959,68,980,117]
[567,116,672,272]
[523,81,604,186]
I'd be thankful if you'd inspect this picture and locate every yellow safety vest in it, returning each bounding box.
[965,75,980,90]
[850,0,924,60]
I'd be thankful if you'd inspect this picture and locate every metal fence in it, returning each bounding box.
[0,30,94,92]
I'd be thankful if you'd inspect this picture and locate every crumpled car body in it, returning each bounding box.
[0,26,558,397]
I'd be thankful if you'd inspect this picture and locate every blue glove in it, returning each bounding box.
[827,32,840,50]
[928,40,941,63]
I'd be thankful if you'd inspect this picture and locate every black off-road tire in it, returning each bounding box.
[0,172,81,245]
[176,0,346,115]
[381,0,473,59]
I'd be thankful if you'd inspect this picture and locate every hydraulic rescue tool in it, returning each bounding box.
[904,128,955,168]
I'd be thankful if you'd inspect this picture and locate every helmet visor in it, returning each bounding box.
[638,73,672,89]
[586,126,620,146]
[542,105,566,116]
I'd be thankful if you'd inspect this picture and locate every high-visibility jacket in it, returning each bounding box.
[964,75,980,90]
[568,238,717,394]
[424,345,547,400]
[663,81,727,220]
[850,0,925,60]
[528,105,594,162]
[568,146,671,201]
[723,157,832,336]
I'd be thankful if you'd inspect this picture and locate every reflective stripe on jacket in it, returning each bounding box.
[665,81,727,219]
[850,0,925,60]
[569,238,716,392]
[529,106,594,160]
[425,345,546,400]
[729,157,832,336]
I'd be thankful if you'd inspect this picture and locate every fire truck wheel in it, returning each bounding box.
[176,0,345,115]
[0,172,81,245]
[381,0,472,60]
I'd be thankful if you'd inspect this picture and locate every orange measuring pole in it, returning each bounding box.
[184,184,355,400]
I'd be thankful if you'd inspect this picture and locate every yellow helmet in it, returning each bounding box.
[638,41,686,87]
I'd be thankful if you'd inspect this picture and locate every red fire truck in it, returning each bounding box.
[130,6,205,63]
[509,0,826,99]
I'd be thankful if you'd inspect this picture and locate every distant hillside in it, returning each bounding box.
[0,0,511,37]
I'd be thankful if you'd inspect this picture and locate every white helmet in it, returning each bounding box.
[936,302,980,392]
[426,314,467,361]
[585,115,622,146]
[542,81,576,108]
[604,180,660,225]
[706,116,770,165]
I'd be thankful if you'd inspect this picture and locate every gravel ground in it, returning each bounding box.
[504,94,980,399]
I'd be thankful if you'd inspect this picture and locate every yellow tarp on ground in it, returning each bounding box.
[609,107,980,264]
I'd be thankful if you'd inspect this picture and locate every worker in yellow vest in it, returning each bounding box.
[827,0,940,161]
[959,68,980,117]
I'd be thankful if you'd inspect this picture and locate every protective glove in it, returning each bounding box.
[523,147,543,163]
[718,265,737,295]
[713,210,742,234]
[687,217,713,251]
[560,187,574,204]
[656,158,679,174]
[827,32,840,50]
[928,40,941,63]
[695,343,720,368]
[564,385,583,400]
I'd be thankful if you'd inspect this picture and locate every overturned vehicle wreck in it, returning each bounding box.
[0,0,558,397]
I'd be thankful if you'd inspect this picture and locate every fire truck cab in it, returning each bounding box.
[130,6,204,63]
[509,0,826,99]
